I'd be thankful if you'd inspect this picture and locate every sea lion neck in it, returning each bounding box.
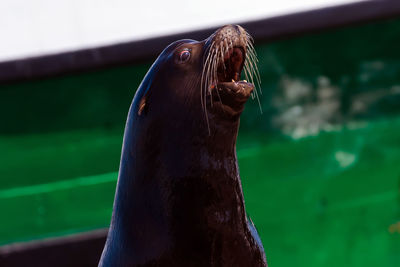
[129,103,241,178]
[113,100,244,207]
[108,110,247,261]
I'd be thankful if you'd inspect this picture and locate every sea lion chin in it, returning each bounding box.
[99,25,267,267]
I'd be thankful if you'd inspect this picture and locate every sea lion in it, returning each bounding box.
[99,25,267,267]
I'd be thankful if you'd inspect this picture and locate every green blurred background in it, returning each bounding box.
[1,17,400,266]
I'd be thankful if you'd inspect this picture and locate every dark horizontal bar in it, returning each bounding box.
[0,0,399,84]
[0,229,107,267]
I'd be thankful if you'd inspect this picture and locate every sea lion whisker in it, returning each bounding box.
[210,51,219,107]
[201,43,218,133]
[248,39,256,51]
[244,60,254,85]
[243,62,255,100]
[247,46,259,66]
[203,76,212,132]
[246,38,258,62]
[220,44,227,77]
[243,66,253,99]
[206,47,217,83]
[247,38,255,49]
[245,53,260,87]
[253,85,263,113]
[246,46,261,89]
[224,38,229,52]
[201,45,215,110]
[245,53,260,88]
[206,47,218,107]
[204,47,215,95]
[243,55,263,113]
[213,49,225,109]
[201,56,209,110]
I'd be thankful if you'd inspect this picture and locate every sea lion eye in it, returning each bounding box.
[179,49,191,62]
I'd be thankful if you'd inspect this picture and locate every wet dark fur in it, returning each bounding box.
[99,25,267,267]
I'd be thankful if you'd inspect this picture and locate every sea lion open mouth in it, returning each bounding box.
[217,47,245,83]
[201,25,260,115]
[216,47,254,101]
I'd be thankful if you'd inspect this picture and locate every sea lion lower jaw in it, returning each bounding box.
[217,81,254,98]
[211,81,254,116]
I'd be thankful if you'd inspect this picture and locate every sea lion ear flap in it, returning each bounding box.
[138,96,148,116]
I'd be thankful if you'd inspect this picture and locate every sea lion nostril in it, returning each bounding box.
[234,25,241,35]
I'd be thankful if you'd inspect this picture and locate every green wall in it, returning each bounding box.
[1,17,400,267]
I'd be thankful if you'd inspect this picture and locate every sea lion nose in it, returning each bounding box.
[219,25,241,38]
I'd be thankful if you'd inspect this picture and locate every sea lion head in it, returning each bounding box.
[133,25,259,136]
